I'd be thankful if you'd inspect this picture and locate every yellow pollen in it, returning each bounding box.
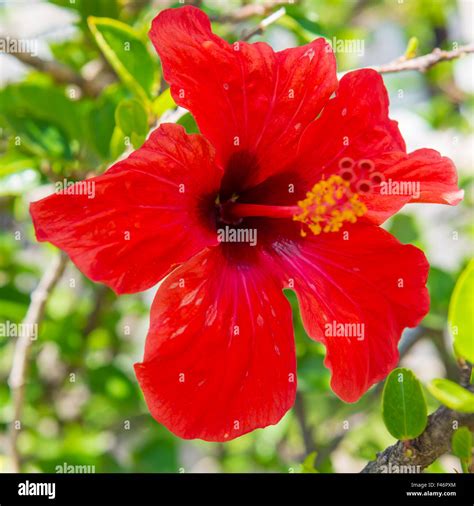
[293,175,367,236]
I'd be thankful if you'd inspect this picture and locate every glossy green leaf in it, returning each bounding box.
[448,261,474,362]
[452,426,472,473]
[109,125,127,160]
[115,98,148,149]
[50,38,97,72]
[427,379,474,413]
[405,36,419,59]
[88,17,157,106]
[5,116,72,159]
[388,213,420,244]
[451,427,472,460]
[86,86,124,159]
[278,14,324,44]
[177,112,199,134]
[0,151,37,177]
[51,0,120,19]
[0,83,83,139]
[152,88,176,117]
[301,451,318,473]
[382,368,428,440]
[427,266,455,317]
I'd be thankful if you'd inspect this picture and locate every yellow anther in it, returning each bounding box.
[293,175,367,236]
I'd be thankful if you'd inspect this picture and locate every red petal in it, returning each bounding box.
[135,246,296,441]
[383,148,464,205]
[296,69,462,223]
[30,124,221,294]
[149,6,337,187]
[269,224,429,402]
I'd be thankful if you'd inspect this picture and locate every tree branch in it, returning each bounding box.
[373,43,474,74]
[361,363,474,473]
[241,7,287,41]
[210,0,292,23]
[294,391,315,454]
[1,37,103,97]
[8,252,68,472]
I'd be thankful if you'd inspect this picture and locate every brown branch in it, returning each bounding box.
[426,328,460,381]
[8,251,68,472]
[81,285,109,337]
[241,7,286,41]
[398,326,426,359]
[210,0,292,23]
[361,407,474,473]
[373,43,474,74]
[361,363,474,473]
[294,391,315,454]
[1,37,103,97]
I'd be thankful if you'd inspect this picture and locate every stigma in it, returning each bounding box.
[293,174,367,237]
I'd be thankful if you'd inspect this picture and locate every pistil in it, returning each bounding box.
[230,203,298,219]
[228,174,367,237]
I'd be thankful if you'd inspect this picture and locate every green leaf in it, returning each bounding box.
[405,36,419,59]
[278,14,324,45]
[388,213,419,244]
[87,89,120,159]
[448,261,474,362]
[109,126,127,160]
[427,379,474,413]
[5,116,72,159]
[301,451,318,473]
[88,17,157,106]
[50,38,97,72]
[152,88,176,117]
[427,267,455,317]
[382,368,428,440]
[451,427,472,460]
[0,83,90,163]
[177,112,199,134]
[50,0,120,19]
[0,83,84,147]
[115,98,148,149]
[0,151,37,177]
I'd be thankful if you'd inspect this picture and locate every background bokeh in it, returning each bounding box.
[0,0,472,473]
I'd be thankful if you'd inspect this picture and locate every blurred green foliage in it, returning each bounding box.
[0,0,472,473]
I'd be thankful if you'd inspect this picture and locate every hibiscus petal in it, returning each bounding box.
[269,223,429,402]
[30,124,221,294]
[134,246,296,441]
[149,6,337,188]
[383,148,464,205]
[296,69,462,223]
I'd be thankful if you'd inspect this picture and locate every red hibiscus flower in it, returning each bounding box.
[30,6,463,441]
